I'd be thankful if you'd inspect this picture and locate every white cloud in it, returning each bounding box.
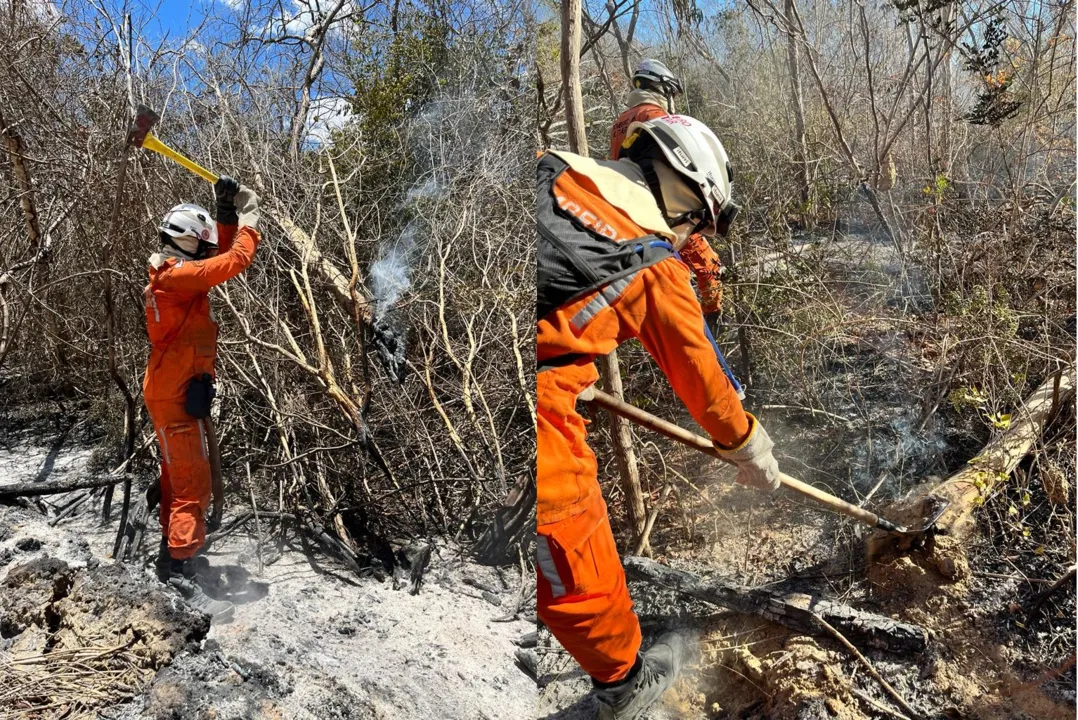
[28,0,59,21]
[262,0,355,40]
[305,96,354,145]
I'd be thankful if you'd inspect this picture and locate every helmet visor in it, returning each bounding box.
[715,203,739,237]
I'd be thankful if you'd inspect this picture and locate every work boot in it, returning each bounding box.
[167,559,234,623]
[594,632,687,720]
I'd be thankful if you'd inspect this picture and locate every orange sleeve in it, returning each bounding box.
[217,223,237,254]
[615,257,749,447]
[678,234,723,314]
[157,226,259,294]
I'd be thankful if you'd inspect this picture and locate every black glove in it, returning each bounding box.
[146,477,161,510]
[214,176,240,225]
[704,311,724,338]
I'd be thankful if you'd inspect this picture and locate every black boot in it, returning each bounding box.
[594,632,687,720]
[167,559,234,623]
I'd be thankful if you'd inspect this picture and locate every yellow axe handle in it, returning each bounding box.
[142,133,219,184]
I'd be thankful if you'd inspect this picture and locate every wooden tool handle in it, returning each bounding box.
[579,385,882,528]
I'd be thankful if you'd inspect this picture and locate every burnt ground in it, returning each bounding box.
[0,405,536,720]
[538,233,1076,719]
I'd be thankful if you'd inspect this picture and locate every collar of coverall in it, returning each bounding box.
[627,88,672,113]
[547,150,677,244]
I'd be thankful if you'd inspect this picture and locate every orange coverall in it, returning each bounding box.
[143,222,259,560]
[609,102,724,315]
[537,151,750,683]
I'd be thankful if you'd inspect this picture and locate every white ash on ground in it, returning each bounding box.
[0,432,535,720]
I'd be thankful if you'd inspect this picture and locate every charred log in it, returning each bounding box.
[473,475,535,566]
[370,313,408,385]
[624,556,928,654]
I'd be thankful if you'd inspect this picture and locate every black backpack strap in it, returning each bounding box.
[536,153,673,320]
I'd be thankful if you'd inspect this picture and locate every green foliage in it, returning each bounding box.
[347,12,452,137]
[949,385,989,413]
[943,284,1020,339]
[922,173,951,201]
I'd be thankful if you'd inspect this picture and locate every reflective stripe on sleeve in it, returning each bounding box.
[570,274,636,330]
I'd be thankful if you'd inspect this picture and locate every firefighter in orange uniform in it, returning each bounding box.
[610,59,725,325]
[143,177,259,622]
[537,116,781,718]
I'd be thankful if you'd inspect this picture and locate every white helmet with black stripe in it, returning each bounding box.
[633,59,684,102]
[159,203,218,258]
[622,114,739,237]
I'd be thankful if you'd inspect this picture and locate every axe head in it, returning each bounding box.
[127,105,160,148]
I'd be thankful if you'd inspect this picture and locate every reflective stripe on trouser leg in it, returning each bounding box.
[197,419,208,459]
[158,421,212,560]
[536,535,566,598]
[536,511,642,684]
[570,275,636,330]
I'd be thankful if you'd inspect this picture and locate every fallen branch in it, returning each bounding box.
[1026,565,1076,616]
[623,556,927,654]
[926,366,1075,576]
[0,475,129,498]
[813,613,922,719]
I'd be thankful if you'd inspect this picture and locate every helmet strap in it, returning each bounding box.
[637,157,670,219]
[195,239,216,259]
[662,85,675,113]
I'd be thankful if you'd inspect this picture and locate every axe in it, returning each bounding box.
[128,105,220,184]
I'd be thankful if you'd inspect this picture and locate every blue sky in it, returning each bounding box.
[141,0,211,41]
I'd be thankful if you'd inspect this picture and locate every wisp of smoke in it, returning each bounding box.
[369,222,419,319]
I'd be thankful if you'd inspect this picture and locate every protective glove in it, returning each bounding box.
[235,185,260,230]
[145,477,161,510]
[214,176,240,225]
[715,413,780,492]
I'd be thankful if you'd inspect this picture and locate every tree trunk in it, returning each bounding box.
[474,474,536,565]
[0,475,128,498]
[930,367,1076,543]
[784,0,811,219]
[560,0,647,549]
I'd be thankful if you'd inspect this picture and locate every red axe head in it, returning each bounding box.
[127,105,160,148]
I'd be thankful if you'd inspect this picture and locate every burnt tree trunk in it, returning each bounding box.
[0,475,129,499]
[624,556,928,654]
[474,474,536,565]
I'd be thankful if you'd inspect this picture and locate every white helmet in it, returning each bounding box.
[159,203,218,258]
[623,114,738,236]
[633,59,683,100]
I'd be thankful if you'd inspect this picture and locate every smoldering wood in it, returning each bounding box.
[623,556,928,654]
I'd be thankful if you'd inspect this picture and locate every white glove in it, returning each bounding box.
[715,414,781,492]
[236,186,260,230]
